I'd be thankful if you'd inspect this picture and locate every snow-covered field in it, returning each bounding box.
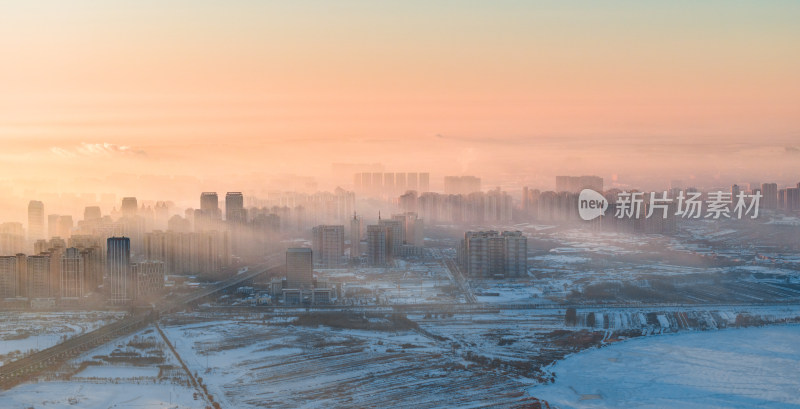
[158,317,532,408]
[529,325,800,409]
[0,311,125,366]
[0,382,199,409]
[0,325,204,409]
[73,365,160,379]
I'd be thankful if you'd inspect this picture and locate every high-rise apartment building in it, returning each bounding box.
[121,197,138,217]
[225,192,245,223]
[131,261,165,300]
[419,173,430,193]
[143,230,230,275]
[350,214,362,260]
[84,206,102,221]
[286,248,313,288]
[311,225,345,268]
[366,225,389,266]
[28,200,45,243]
[785,187,800,212]
[60,247,84,299]
[200,192,221,220]
[379,218,403,257]
[459,231,527,278]
[393,212,424,247]
[761,183,778,210]
[502,231,528,277]
[107,237,132,305]
[27,255,51,298]
[0,256,18,298]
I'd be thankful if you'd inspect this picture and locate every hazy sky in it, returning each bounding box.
[1,1,798,196]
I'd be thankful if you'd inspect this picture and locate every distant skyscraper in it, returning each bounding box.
[312,225,345,268]
[286,248,313,288]
[381,217,404,255]
[0,256,17,298]
[84,206,102,221]
[60,247,84,299]
[395,212,425,247]
[121,197,138,217]
[366,225,389,266]
[107,237,132,305]
[761,183,778,210]
[350,214,362,259]
[225,192,245,223]
[200,192,221,222]
[201,192,219,213]
[419,173,430,192]
[27,255,51,298]
[27,200,45,242]
[785,187,800,212]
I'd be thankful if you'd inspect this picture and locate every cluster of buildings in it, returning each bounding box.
[106,237,165,305]
[457,231,528,278]
[519,178,800,232]
[353,172,430,198]
[0,236,164,307]
[770,183,800,212]
[311,225,345,268]
[239,188,355,234]
[398,189,513,225]
[309,212,426,268]
[0,192,253,307]
[143,230,230,275]
[363,213,425,266]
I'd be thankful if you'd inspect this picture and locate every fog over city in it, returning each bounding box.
[1,2,799,409]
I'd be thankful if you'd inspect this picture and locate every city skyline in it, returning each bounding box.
[2,3,799,407]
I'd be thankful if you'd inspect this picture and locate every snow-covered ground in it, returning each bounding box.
[73,365,160,379]
[0,382,199,409]
[529,325,800,408]
[0,325,204,409]
[0,311,125,365]
[158,317,531,408]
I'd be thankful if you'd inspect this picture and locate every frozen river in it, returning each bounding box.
[529,325,800,408]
